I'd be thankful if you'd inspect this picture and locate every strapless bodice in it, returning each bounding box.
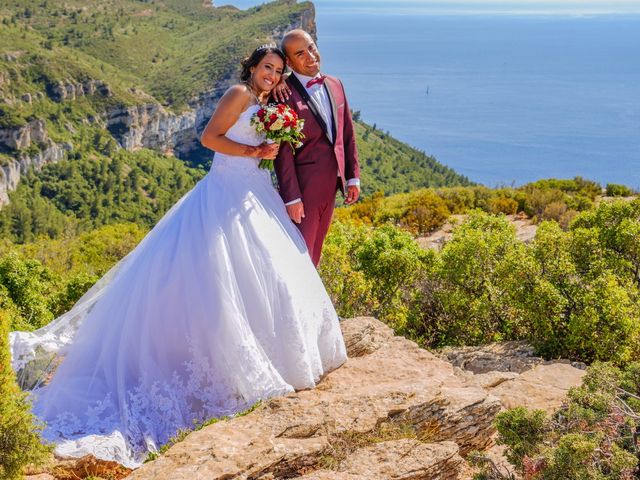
[209,104,266,176]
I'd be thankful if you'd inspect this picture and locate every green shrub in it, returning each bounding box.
[52,271,99,316]
[319,221,433,332]
[435,186,478,213]
[571,199,640,288]
[356,224,434,329]
[397,190,450,235]
[606,183,634,197]
[495,406,547,469]
[0,311,52,479]
[524,221,640,364]
[335,191,384,225]
[523,187,567,221]
[490,363,640,479]
[522,178,599,224]
[400,204,640,363]
[541,200,567,222]
[413,211,531,346]
[0,254,56,331]
[527,177,601,200]
[318,221,376,319]
[338,189,451,235]
[0,224,146,332]
[488,196,518,215]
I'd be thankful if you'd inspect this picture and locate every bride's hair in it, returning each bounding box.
[240,44,286,82]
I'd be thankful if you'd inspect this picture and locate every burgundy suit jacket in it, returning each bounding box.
[274,74,360,207]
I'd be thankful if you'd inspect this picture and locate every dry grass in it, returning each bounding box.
[318,419,441,471]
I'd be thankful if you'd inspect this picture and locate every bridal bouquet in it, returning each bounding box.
[251,104,305,170]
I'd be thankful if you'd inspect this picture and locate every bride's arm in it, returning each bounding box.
[200,85,278,159]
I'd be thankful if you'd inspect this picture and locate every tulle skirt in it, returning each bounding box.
[10,154,347,467]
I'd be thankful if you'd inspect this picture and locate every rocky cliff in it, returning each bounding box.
[104,6,317,160]
[0,119,72,204]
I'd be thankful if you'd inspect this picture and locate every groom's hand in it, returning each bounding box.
[273,82,292,103]
[344,185,360,205]
[287,202,305,224]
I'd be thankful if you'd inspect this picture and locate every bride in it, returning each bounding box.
[9,45,347,468]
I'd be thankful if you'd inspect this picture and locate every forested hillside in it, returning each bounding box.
[0,0,312,109]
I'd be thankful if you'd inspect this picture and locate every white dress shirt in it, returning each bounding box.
[285,72,360,206]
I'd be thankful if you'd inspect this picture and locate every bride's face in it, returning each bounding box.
[251,53,284,94]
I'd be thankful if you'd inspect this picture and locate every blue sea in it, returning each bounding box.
[227,1,640,187]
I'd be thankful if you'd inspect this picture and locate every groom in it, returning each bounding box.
[274,29,361,267]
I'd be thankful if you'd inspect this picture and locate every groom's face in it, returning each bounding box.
[285,33,321,77]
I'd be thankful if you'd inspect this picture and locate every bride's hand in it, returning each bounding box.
[255,142,280,160]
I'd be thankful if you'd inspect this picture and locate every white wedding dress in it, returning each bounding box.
[9,103,347,468]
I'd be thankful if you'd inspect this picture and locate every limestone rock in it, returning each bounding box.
[337,439,463,480]
[442,342,586,479]
[440,342,586,413]
[46,79,112,102]
[340,315,394,357]
[0,118,48,151]
[439,341,543,374]
[106,103,199,154]
[463,370,520,390]
[127,317,501,480]
[489,363,586,413]
[0,139,72,205]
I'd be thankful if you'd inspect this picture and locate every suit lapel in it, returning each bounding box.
[288,74,332,144]
[323,81,338,145]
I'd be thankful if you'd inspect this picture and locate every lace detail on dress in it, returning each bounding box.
[41,335,292,466]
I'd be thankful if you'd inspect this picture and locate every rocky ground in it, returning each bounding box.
[28,317,586,480]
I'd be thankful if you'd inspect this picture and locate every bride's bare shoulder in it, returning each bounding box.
[221,84,252,104]
[212,84,253,118]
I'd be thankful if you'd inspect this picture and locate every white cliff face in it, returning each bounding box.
[107,103,199,154]
[0,141,71,205]
[47,79,113,102]
[0,119,48,151]
[0,84,226,206]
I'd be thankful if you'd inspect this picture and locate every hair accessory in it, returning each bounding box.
[256,43,277,52]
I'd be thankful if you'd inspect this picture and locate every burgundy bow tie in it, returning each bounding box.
[306,75,326,88]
